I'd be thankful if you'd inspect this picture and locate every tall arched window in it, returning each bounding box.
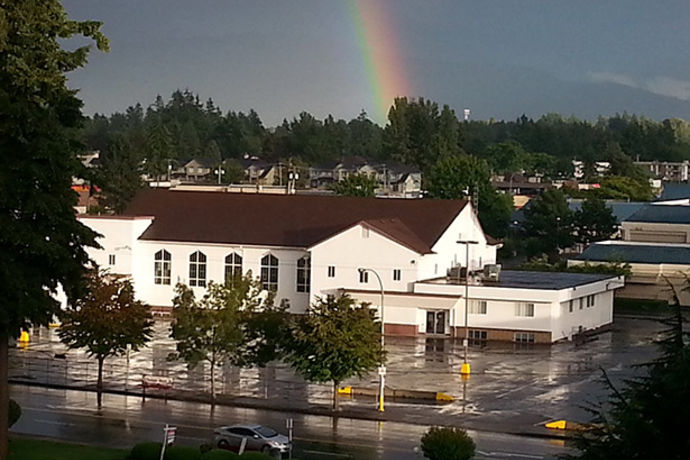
[224,253,243,283]
[189,251,207,287]
[260,254,279,291]
[296,256,310,292]
[154,250,171,285]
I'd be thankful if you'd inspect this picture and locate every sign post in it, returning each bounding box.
[159,424,177,460]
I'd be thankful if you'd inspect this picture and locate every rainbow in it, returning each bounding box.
[347,0,411,123]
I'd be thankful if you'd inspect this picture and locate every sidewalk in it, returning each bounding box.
[8,315,664,439]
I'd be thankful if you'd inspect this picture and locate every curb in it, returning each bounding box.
[9,379,574,441]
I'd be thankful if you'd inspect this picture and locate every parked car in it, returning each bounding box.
[214,424,290,455]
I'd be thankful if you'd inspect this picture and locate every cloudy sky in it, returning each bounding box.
[63,0,690,126]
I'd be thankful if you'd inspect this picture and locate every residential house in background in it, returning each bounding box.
[182,158,214,181]
[572,160,611,180]
[635,160,689,182]
[78,188,622,343]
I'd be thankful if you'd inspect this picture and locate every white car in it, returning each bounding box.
[214,424,290,456]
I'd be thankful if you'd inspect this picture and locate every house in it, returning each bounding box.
[572,161,611,180]
[635,161,689,182]
[79,189,623,343]
[182,159,214,181]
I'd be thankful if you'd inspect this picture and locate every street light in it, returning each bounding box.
[456,240,478,375]
[358,267,385,412]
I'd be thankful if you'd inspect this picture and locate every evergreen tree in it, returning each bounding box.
[522,189,575,262]
[0,2,107,457]
[144,116,173,182]
[574,197,618,245]
[98,134,143,213]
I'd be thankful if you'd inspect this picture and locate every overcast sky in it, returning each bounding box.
[63,0,690,126]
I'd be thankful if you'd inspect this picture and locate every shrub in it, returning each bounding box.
[240,452,276,460]
[202,450,241,459]
[9,399,21,427]
[129,442,162,460]
[165,445,202,460]
[420,426,475,460]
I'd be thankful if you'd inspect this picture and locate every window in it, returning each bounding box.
[327,266,336,278]
[108,254,116,266]
[224,253,243,283]
[361,227,370,238]
[469,300,487,314]
[569,300,574,313]
[515,303,535,317]
[296,256,310,292]
[514,332,535,343]
[579,298,584,310]
[393,269,401,281]
[359,269,369,283]
[469,330,487,340]
[434,263,438,275]
[261,254,279,291]
[189,251,207,287]
[154,250,171,285]
[587,295,595,308]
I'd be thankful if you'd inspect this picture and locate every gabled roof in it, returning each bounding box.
[123,189,467,250]
[624,205,690,224]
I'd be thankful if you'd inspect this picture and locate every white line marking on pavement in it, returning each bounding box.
[476,450,544,459]
[301,450,351,458]
[34,419,75,427]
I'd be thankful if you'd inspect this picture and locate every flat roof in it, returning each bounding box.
[423,270,616,290]
[578,242,690,265]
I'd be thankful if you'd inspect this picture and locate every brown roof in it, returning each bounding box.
[123,189,467,251]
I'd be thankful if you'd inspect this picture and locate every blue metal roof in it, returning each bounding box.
[624,205,690,224]
[578,243,690,265]
[659,183,690,201]
[496,270,616,290]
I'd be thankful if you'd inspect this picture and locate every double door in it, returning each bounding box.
[426,310,447,335]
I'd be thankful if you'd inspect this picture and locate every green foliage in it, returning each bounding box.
[9,438,126,460]
[164,445,201,460]
[129,442,162,460]
[201,450,240,459]
[331,174,378,197]
[565,300,690,459]
[8,399,20,428]
[516,258,631,277]
[595,176,653,202]
[285,295,385,410]
[97,134,144,213]
[170,273,287,398]
[425,154,512,238]
[420,426,476,460]
[522,189,574,261]
[145,116,174,181]
[239,452,275,460]
[574,197,618,245]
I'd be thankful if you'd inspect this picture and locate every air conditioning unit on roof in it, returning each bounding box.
[482,264,501,281]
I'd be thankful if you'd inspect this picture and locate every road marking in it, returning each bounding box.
[34,419,75,427]
[477,451,544,459]
[301,450,351,458]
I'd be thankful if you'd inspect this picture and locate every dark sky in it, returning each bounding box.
[63,0,690,126]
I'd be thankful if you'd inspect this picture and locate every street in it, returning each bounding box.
[10,384,569,459]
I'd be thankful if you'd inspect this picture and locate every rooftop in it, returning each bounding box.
[659,182,690,201]
[624,204,690,224]
[578,241,690,265]
[423,270,616,290]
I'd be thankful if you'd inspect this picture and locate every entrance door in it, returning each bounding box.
[426,310,447,335]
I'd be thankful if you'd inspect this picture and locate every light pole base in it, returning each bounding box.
[460,362,471,375]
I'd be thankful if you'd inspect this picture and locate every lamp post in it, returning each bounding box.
[457,240,478,375]
[358,268,385,412]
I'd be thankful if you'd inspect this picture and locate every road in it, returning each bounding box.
[10,384,570,460]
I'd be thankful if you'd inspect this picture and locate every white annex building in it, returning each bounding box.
[81,189,623,343]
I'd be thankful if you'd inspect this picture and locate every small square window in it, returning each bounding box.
[108,254,116,265]
[514,332,535,343]
[327,266,336,278]
[359,269,369,283]
[470,300,487,314]
[393,269,401,281]
[516,303,534,317]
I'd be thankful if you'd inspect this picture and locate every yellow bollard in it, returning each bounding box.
[460,362,471,375]
[18,331,29,343]
[545,420,567,430]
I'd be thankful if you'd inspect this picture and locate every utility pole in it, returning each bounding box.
[457,240,478,375]
[359,268,385,412]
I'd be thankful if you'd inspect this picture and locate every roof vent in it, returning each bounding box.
[482,264,501,281]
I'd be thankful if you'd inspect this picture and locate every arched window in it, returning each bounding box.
[189,251,207,287]
[224,253,243,283]
[154,250,171,285]
[260,254,279,291]
[296,256,310,292]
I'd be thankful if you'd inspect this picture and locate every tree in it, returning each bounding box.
[522,189,574,262]
[284,295,384,410]
[58,270,153,406]
[566,286,690,460]
[574,197,618,245]
[425,155,512,238]
[97,134,143,213]
[144,116,174,182]
[169,274,285,401]
[420,427,476,460]
[332,174,378,197]
[0,2,108,457]
[595,176,653,202]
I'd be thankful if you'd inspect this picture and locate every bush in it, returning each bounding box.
[9,399,21,427]
[129,442,162,460]
[420,426,475,460]
[165,445,202,460]
[240,452,276,460]
[202,450,240,459]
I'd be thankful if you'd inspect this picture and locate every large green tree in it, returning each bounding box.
[169,274,285,401]
[574,197,618,245]
[58,270,153,406]
[522,189,575,262]
[285,295,384,410]
[97,134,143,213]
[425,155,512,238]
[0,2,107,457]
[332,174,378,197]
